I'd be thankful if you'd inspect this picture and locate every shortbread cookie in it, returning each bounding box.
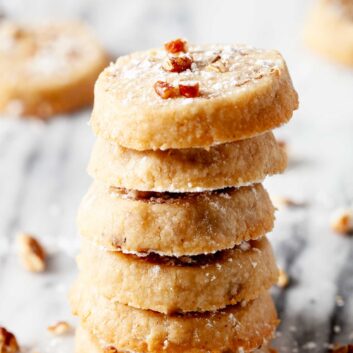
[305,0,353,66]
[91,42,298,150]
[70,285,279,353]
[75,325,275,353]
[0,21,108,118]
[88,132,287,192]
[77,237,278,313]
[78,182,275,256]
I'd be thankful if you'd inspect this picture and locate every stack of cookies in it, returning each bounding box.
[70,39,298,353]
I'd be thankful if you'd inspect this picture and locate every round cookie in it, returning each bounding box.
[88,132,287,192]
[70,285,279,353]
[75,326,275,353]
[305,0,353,66]
[0,21,109,118]
[91,42,298,150]
[77,237,278,314]
[78,183,275,256]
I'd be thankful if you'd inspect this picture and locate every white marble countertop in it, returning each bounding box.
[0,1,353,352]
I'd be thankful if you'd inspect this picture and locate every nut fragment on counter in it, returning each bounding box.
[47,321,71,335]
[0,327,20,353]
[17,233,47,272]
[330,344,353,353]
[277,268,289,288]
[271,195,307,209]
[164,38,188,53]
[330,208,353,235]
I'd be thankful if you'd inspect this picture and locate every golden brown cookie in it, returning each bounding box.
[75,325,274,353]
[70,284,279,353]
[78,182,275,256]
[77,237,278,314]
[0,21,108,118]
[88,132,287,192]
[91,43,298,150]
[305,0,353,66]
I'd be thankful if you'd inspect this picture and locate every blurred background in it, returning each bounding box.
[0,1,352,352]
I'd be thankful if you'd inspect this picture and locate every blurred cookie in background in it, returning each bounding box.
[304,0,353,66]
[0,20,109,119]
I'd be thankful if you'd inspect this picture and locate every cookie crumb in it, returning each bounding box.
[277,268,289,288]
[0,327,20,353]
[335,295,345,307]
[47,321,71,335]
[330,208,353,235]
[17,233,47,272]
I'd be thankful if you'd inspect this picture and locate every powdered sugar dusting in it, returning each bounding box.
[102,43,283,107]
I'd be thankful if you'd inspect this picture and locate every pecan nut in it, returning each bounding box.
[164,38,188,54]
[17,233,47,272]
[0,327,20,353]
[162,55,192,73]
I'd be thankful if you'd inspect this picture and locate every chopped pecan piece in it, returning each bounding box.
[47,321,71,335]
[164,38,188,53]
[17,233,47,272]
[163,55,192,73]
[154,81,179,99]
[0,327,20,353]
[331,344,353,353]
[179,81,200,98]
[103,346,118,353]
[206,58,227,73]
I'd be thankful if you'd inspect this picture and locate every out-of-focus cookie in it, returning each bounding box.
[75,325,275,353]
[70,285,279,353]
[0,21,108,118]
[77,237,278,314]
[305,0,353,66]
[91,42,298,150]
[88,132,287,192]
[78,183,275,256]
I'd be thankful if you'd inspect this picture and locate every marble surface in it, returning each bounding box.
[0,0,353,352]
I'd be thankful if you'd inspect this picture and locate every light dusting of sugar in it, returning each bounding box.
[103,43,283,107]
[0,21,103,79]
[239,241,251,251]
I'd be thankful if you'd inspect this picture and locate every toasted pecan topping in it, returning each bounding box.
[179,81,200,98]
[164,38,188,53]
[17,233,47,272]
[0,327,20,353]
[154,81,179,99]
[163,55,192,73]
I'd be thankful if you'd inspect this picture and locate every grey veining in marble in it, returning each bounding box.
[0,1,352,352]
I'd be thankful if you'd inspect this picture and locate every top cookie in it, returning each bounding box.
[0,21,108,118]
[91,40,298,150]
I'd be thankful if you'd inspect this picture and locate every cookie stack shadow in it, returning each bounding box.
[70,42,298,353]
